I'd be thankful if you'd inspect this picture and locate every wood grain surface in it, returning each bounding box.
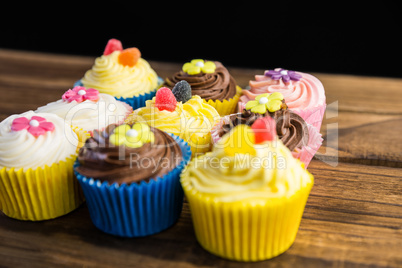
[0,49,401,268]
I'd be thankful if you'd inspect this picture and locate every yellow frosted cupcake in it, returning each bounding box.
[0,111,85,221]
[181,117,314,261]
[164,59,242,116]
[77,38,161,109]
[125,84,220,157]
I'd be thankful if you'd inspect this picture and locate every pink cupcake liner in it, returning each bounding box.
[211,114,236,144]
[211,115,323,168]
[291,124,323,167]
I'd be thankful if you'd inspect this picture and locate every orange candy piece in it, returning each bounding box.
[118,47,141,67]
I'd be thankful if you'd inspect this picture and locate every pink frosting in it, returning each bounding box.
[240,70,325,113]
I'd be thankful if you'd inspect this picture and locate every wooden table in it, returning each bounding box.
[0,49,401,268]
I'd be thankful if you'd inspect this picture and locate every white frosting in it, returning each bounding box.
[0,111,78,170]
[36,93,131,132]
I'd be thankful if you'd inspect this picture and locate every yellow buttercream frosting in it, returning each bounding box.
[81,51,158,98]
[125,95,220,155]
[182,133,313,202]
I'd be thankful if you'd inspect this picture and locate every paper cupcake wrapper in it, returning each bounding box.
[211,115,322,167]
[181,170,313,262]
[291,124,323,167]
[0,155,84,221]
[291,104,326,133]
[210,114,235,144]
[74,77,163,110]
[238,98,326,133]
[204,86,242,117]
[72,126,91,153]
[74,133,192,237]
[182,132,213,159]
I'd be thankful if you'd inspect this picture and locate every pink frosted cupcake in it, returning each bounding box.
[239,68,326,132]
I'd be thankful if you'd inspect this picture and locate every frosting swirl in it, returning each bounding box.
[0,111,78,170]
[36,93,132,132]
[125,95,220,142]
[181,133,313,202]
[241,69,325,112]
[81,51,158,98]
[165,61,237,101]
[218,108,309,152]
[77,124,183,184]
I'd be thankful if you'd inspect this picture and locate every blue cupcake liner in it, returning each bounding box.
[73,77,163,110]
[74,133,192,237]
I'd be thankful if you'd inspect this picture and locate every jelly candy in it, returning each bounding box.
[118,47,141,67]
[155,87,177,112]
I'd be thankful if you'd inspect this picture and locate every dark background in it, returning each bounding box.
[1,4,401,78]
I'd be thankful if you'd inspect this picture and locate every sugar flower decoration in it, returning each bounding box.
[62,86,99,103]
[264,68,302,83]
[245,92,284,114]
[182,59,216,75]
[11,116,55,137]
[109,123,155,148]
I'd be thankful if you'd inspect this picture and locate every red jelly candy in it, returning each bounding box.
[103,38,123,56]
[251,117,276,143]
[155,87,177,112]
[118,47,141,67]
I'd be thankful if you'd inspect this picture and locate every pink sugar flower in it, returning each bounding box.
[62,86,99,103]
[11,116,55,137]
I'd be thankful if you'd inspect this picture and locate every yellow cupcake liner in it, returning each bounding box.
[181,132,213,158]
[204,86,242,117]
[0,127,88,221]
[181,170,313,262]
[0,155,84,221]
[72,126,91,153]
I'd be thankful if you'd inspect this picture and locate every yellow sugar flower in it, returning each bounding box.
[109,123,155,148]
[245,92,284,114]
[182,59,216,75]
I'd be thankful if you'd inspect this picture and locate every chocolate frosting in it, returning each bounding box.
[76,124,183,184]
[218,108,309,151]
[165,61,237,101]
[274,110,309,151]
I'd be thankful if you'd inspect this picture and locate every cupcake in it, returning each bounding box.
[125,83,220,157]
[164,59,242,116]
[181,122,314,261]
[239,68,326,132]
[76,38,162,109]
[0,111,85,221]
[36,86,132,135]
[74,123,191,237]
[212,92,323,167]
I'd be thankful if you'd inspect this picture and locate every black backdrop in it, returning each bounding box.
[1,4,401,78]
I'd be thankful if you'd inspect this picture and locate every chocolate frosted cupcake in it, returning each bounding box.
[74,123,192,237]
[217,108,309,152]
[77,124,182,184]
[212,92,323,167]
[165,59,241,116]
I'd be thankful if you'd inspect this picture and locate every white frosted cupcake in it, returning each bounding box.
[0,111,85,220]
[36,86,132,135]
